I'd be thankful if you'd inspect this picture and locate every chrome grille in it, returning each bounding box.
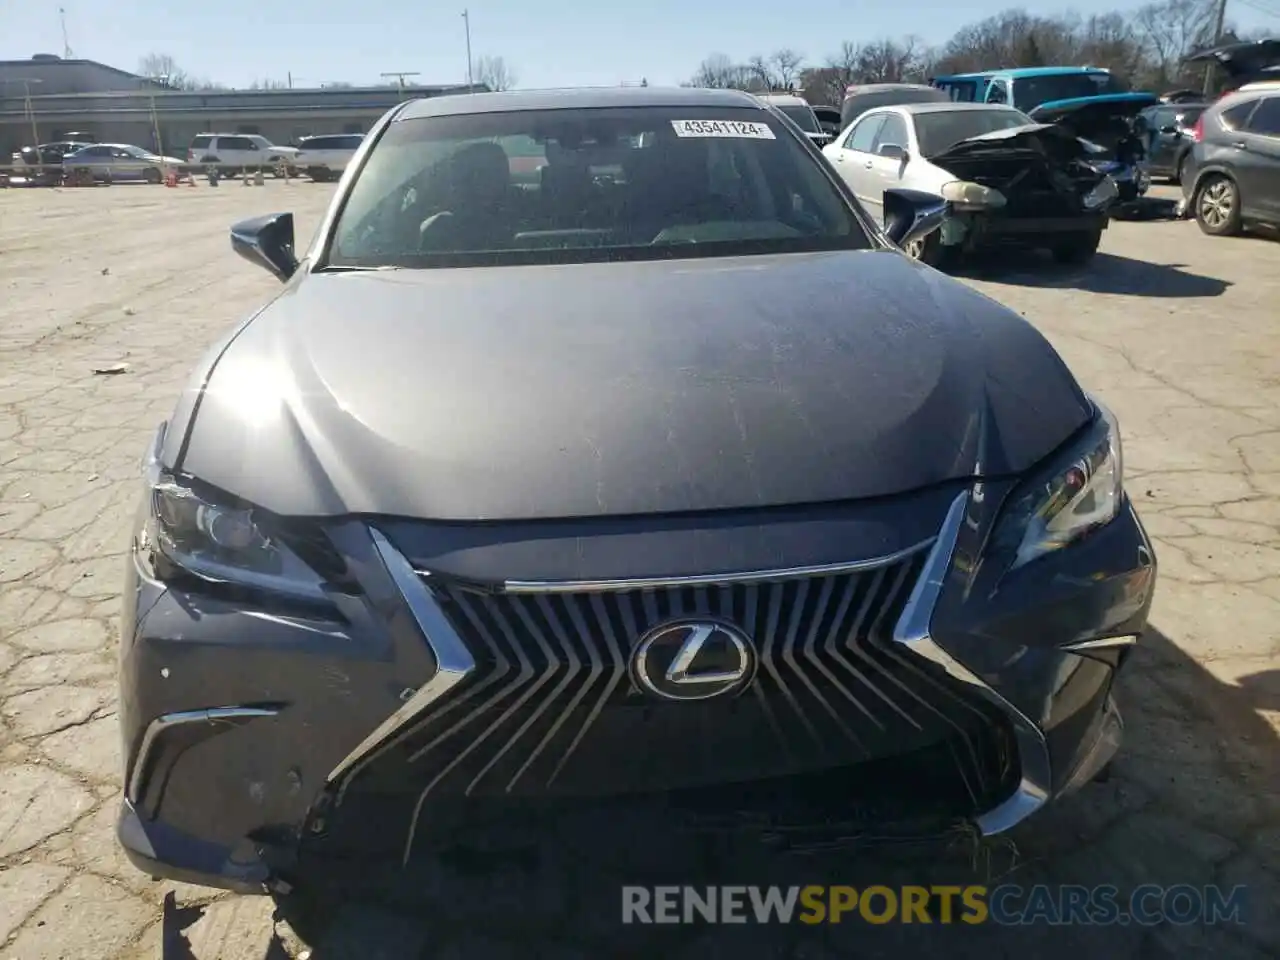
[344,547,1002,814]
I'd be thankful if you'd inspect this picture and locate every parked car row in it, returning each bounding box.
[5,130,365,187]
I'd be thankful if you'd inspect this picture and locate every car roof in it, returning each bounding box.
[757,93,809,105]
[888,101,1026,116]
[846,82,938,93]
[934,66,1110,80]
[396,86,760,120]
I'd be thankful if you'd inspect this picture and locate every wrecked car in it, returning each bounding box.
[823,100,1119,265]
[1185,38,1280,93]
[1026,92,1160,210]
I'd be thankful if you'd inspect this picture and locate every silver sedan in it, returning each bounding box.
[62,143,186,184]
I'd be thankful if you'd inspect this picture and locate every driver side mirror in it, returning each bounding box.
[878,143,909,162]
[882,188,947,251]
[1159,124,1178,135]
[230,212,299,282]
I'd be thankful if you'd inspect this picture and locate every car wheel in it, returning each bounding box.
[902,231,948,268]
[1050,229,1102,265]
[309,167,329,182]
[144,168,162,184]
[1194,175,1242,237]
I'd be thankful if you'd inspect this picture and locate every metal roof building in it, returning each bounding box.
[1,55,483,157]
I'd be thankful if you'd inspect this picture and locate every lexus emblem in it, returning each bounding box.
[631,619,756,701]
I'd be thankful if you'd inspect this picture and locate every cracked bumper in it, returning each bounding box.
[117,484,1156,892]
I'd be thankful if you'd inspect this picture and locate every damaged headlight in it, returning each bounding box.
[1083,176,1119,210]
[940,180,1007,210]
[138,425,327,602]
[993,402,1124,572]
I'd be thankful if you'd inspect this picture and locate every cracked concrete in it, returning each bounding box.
[0,183,1276,958]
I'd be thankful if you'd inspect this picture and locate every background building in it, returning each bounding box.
[1,54,483,158]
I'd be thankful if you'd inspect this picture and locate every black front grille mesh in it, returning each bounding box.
[342,549,1007,813]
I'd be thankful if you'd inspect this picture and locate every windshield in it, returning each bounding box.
[327,106,869,269]
[777,104,821,133]
[1012,72,1128,112]
[914,108,1034,156]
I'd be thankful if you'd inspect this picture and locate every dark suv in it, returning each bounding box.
[1182,89,1280,236]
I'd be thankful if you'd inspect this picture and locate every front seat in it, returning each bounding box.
[419,142,514,252]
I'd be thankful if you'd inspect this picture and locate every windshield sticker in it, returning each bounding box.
[670,120,776,139]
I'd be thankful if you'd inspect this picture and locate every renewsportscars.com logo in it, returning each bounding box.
[621,885,1249,926]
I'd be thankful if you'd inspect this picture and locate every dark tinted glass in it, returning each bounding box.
[328,106,869,268]
[914,108,1033,156]
[1245,96,1280,135]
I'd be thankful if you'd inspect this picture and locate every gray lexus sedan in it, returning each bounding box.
[117,87,1156,896]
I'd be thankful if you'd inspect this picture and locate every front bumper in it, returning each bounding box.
[941,209,1109,251]
[118,478,1155,893]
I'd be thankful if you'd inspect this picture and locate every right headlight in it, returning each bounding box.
[1083,176,1119,210]
[940,180,1007,210]
[992,402,1124,572]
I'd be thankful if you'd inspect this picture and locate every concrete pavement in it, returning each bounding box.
[0,182,1276,958]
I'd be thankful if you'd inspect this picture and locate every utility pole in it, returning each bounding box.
[462,10,474,89]
[1203,0,1229,96]
[148,73,168,156]
[2,79,45,177]
[59,7,73,58]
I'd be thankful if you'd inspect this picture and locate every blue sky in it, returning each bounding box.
[6,0,1277,89]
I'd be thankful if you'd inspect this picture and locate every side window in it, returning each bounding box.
[190,136,212,151]
[87,146,112,158]
[985,81,1009,105]
[1245,96,1280,136]
[343,135,365,149]
[844,114,886,152]
[1220,101,1256,131]
[873,114,909,152]
[227,137,256,151]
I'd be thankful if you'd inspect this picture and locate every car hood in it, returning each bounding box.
[1027,93,1160,132]
[174,251,1092,521]
[1186,39,1280,79]
[926,122,1087,164]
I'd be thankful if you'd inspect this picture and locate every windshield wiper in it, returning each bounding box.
[315,264,401,273]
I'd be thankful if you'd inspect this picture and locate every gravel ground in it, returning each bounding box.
[0,181,1276,959]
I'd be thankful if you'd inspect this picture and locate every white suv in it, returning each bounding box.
[294,133,364,182]
[186,134,299,177]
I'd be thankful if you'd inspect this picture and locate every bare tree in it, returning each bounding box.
[689,53,749,89]
[137,52,223,90]
[746,54,777,91]
[1133,0,1216,87]
[771,49,805,90]
[472,55,517,91]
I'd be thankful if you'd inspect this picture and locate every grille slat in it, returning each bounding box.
[354,548,1011,823]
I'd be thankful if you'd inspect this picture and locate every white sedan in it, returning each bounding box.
[823,101,1119,265]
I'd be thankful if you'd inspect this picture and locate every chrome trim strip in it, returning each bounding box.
[491,538,938,594]
[127,706,280,804]
[1060,634,1139,653]
[892,491,1053,836]
[325,528,476,787]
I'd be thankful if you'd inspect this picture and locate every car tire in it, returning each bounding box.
[1050,229,1102,265]
[309,167,330,182]
[144,168,162,184]
[902,231,949,268]
[1193,174,1243,237]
